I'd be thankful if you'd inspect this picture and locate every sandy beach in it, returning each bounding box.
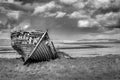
[0,54,120,80]
[0,40,120,80]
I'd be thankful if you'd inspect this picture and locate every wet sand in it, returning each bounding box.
[55,42,120,57]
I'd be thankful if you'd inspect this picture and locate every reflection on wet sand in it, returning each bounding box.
[0,40,120,58]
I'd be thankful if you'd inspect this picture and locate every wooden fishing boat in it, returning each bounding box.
[11,30,58,65]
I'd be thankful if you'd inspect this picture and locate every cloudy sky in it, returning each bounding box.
[0,0,120,40]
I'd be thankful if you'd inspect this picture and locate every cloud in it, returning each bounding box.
[7,11,22,20]
[43,12,56,17]
[39,11,66,18]
[64,0,120,32]
[104,28,120,34]
[76,11,120,31]
[15,0,54,4]
[12,19,31,31]
[68,11,89,19]
[78,20,90,28]
[6,11,32,29]
[55,11,66,18]
[0,3,34,12]
[92,0,110,9]
[72,1,86,9]
[78,19,100,28]
[32,1,62,15]
[96,12,120,29]
[0,0,120,40]
[59,0,78,5]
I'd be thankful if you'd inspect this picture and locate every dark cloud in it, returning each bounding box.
[0,0,120,40]
[15,0,54,4]
[0,3,34,12]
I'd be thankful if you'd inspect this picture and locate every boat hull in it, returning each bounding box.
[11,31,58,64]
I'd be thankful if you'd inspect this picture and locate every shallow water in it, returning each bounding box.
[0,42,120,58]
[55,42,120,57]
[0,46,20,58]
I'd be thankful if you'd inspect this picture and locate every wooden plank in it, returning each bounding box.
[24,31,47,64]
